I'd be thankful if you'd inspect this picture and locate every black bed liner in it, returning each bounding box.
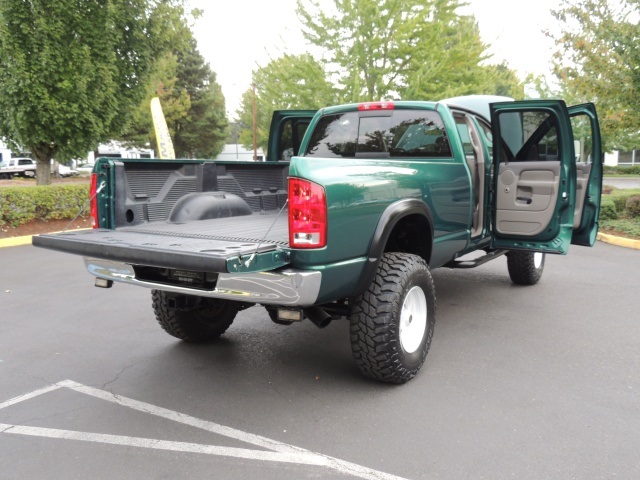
[33,211,289,273]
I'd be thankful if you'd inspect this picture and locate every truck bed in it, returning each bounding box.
[33,159,292,273]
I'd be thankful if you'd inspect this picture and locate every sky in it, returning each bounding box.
[186,0,559,119]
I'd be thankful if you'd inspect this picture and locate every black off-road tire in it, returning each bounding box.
[151,290,238,343]
[506,251,545,285]
[349,252,436,384]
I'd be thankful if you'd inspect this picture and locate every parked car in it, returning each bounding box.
[75,164,94,175]
[58,164,79,177]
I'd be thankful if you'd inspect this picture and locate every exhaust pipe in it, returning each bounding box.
[303,306,332,329]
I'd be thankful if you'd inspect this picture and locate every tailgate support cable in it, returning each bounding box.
[62,181,106,232]
[243,199,289,268]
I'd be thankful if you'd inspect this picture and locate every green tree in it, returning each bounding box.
[123,52,191,151]
[171,38,228,158]
[0,0,189,184]
[398,5,489,99]
[296,0,511,102]
[481,63,525,99]
[549,0,640,151]
[122,37,227,159]
[236,53,337,152]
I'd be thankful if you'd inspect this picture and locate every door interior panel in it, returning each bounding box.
[496,161,560,236]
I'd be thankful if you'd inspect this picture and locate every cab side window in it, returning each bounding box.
[454,116,474,156]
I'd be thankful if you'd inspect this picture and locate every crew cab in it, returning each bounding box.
[33,96,603,383]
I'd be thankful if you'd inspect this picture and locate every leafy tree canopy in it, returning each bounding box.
[122,36,228,159]
[548,0,640,151]
[0,0,189,184]
[295,0,523,102]
[236,53,337,152]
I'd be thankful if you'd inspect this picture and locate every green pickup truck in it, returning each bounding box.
[33,95,603,383]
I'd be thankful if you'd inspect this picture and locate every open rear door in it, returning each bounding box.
[490,100,576,254]
[569,103,603,246]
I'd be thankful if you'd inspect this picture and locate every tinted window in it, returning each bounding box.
[497,110,559,162]
[277,119,310,161]
[476,117,493,157]
[306,110,451,158]
[570,114,593,164]
[454,115,474,156]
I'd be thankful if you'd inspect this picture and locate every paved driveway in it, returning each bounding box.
[603,176,640,189]
[1,242,639,479]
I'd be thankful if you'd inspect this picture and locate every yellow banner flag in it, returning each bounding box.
[150,97,175,159]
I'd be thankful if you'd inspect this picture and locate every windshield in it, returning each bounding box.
[305,109,451,159]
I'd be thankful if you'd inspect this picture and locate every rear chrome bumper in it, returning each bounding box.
[84,257,322,307]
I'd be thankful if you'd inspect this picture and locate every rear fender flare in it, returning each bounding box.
[350,199,434,298]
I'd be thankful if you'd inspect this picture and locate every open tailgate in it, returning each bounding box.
[32,214,291,274]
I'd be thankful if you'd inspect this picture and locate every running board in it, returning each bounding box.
[445,250,508,269]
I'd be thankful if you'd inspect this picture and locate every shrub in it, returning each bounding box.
[600,218,640,239]
[599,197,618,220]
[613,194,634,213]
[603,165,640,176]
[0,184,89,227]
[626,195,640,218]
[0,187,36,227]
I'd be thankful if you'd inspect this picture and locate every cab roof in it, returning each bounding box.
[440,95,514,122]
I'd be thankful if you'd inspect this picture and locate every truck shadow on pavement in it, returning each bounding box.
[140,264,524,389]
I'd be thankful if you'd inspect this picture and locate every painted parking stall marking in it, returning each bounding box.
[0,380,408,480]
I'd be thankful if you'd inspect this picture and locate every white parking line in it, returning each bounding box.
[0,423,328,465]
[0,380,409,480]
[0,383,62,410]
[57,379,305,455]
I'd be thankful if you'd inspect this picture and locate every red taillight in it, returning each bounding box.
[90,173,99,228]
[288,178,327,249]
[358,101,394,111]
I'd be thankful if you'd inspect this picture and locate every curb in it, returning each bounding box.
[2,231,639,250]
[0,229,89,249]
[596,232,640,250]
[0,234,35,248]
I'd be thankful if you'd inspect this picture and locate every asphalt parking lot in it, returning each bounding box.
[1,242,639,479]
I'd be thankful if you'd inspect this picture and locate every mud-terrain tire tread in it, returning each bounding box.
[506,251,545,285]
[349,252,435,384]
[151,290,237,343]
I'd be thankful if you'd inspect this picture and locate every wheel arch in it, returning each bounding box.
[350,199,434,298]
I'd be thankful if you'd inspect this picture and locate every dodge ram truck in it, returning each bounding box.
[33,96,603,383]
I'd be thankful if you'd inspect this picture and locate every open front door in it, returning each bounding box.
[267,110,316,161]
[569,103,603,246]
[489,100,576,254]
